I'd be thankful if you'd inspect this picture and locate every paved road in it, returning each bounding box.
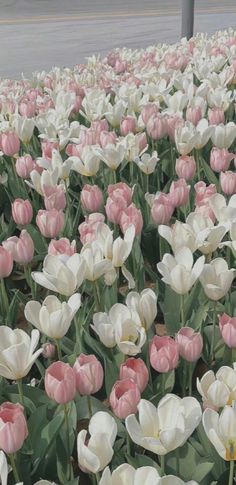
[0,0,235,79]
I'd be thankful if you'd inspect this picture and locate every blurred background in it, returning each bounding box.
[0,0,235,78]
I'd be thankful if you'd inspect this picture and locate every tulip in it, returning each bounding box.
[110,378,141,419]
[157,247,205,295]
[12,116,35,144]
[186,106,202,125]
[195,181,217,207]
[150,336,179,372]
[125,395,202,455]
[220,171,236,195]
[196,369,232,410]
[147,114,167,140]
[126,288,157,331]
[15,154,36,178]
[141,103,159,124]
[0,402,28,454]
[79,213,105,245]
[120,204,143,235]
[210,147,234,172]
[92,312,116,348]
[31,253,86,296]
[93,143,125,171]
[211,122,236,149]
[105,196,127,225]
[175,122,198,156]
[176,327,203,362]
[77,411,117,473]
[81,241,113,282]
[69,145,100,176]
[99,464,161,485]
[135,151,159,175]
[12,198,33,226]
[100,130,116,148]
[1,131,20,156]
[36,209,64,238]
[199,258,235,301]
[0,327,42,380]
[42,343,56,359]
[45,361,76,404]
[81,184,104,213]
[43,185,67,211]
[209,193,236,226]
[0,246,13,278]
[151,193,174,225]
[48,238,76,256]
[108,182,133,206]
[159,220,196,254]
[73,354,104,395]
[120,358,149,393]
[219,313,236,348]
[120,116,137,135]
[203,405,236,460]
[169,179,190,208]
[24,293,81,339]
[208,107,225,125]
[186,212,226,255]
[175,156,196,180]
[3,230,34,265]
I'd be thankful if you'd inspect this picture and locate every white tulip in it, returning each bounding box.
[93,143,126,170]
[197,370,231,410]
[0,451,7,485]
[104,100,127,127]
[0,327,42,380]
[26,168,59,195]
[81,89,110,122]
[157,478,198,485]
[91,312,116,348]
[120,133,147,162]
[186,212,226,255]
[203,404,236,460]
[12,115,35,143]
[165,91,188,115]
[209,194,236,229]
[126,395,202,455]
[175,122,198,156]
[199,258,235,301]
[157,247,205,295]
[126,288,157,330]
[99,464,160,485]
[31,253,86,296]
[158,221,197,254]
[135,151,159,175]
[69,145,100,177]
[221,221,236,252]
[211,122,236,149]
[37,149,72,182]
[24,293,81,339]
[77,412,117,473]
[194,119,213,150]
[81,240,113,282]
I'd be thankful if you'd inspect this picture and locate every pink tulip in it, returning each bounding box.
[195,204,216,223]
[3,230,34,264]
[120,116,137,135]
[219,313,236,348]
[36,209,64,238]
[210,148,234,173]
[1,131,20,156]
[45,361,76,404]
[15,154,36,178]
[175,156,196,180]
[169,178,190,208]
[208,108,225,125]
[109,378,141,419]
[166,115,185,142]
[91,119,109,134]
[42,343,56,359]
[0,402,28,454]
[151,193,174,224]
[12,198,33,226]
[79,213,105,245]
[19,99,36,118]
[108,182,133,206]
[66,143,82,158]
[72,95,83,114]
[0,246,13,278]
[43,185,67,211]
[150,336,179,373]
[41,140,59,160]
[137,132,148,153]
[81,185,104,213]
[120,204,143,235]
[73,354,104,395]
[105,196,127,225]
[186,107,203,126]
[141,104,159,125]
[195,181,217,206]
[100,130,117,148]
[147,114,167,140]
[220,171,236,195]
[120,358,149,393]
[176,327,203,362]
[48,238,76,256]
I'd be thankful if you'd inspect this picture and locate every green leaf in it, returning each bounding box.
[162,286,181,334]
[201,159,219,186]
[31,411,64,474]
[26,224,48,254]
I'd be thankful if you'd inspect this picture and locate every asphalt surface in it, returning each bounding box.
[0,0,236,79]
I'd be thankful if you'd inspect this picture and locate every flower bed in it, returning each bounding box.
[0,28,236,485]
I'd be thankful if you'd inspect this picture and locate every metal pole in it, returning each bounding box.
[181,0,195,40]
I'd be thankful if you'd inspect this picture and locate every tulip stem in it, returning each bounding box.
[188,363,193,396]
[160,455,165,476]
[63,404,72,480]
[24,265,37,299]
[87,395,93,419]
[180,294,185,327]
[95,472,100,484]
[55,339,62,360]
[9,453,20,482]
[210,306,217,363]
[126,431,132,456]
[17,379,25,408]
[228,460,235,485]
[93,281,101,312]
[0,278,9,321]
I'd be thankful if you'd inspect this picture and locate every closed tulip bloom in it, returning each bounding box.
[81,241,113,282]
[15,154,35,178]
[126,289,157,331]
[220,171,236,195]
[186,106,202,126]
[36,209,64,238]
[151,193,174,225]
[108,182,133,206]
[110,379,141,419]
[48,238,76,256]
[196,369,231,410]
[203,405,236,460]
[141,103,159,124]
[211,122,236,149]
[79,213,105,245]
[25,293,81,339]
[81,184,104,213]
[199,258,235,301]
[120,116,137,135]
[195,181,217,207]
[0,402,28,454]
[77,411,117,473]
[31,253,86,296]
[105,196,127,225]
[45,361,76,404]
[169,179,190,208]
[125,395,202,455]
[0,246,13,278]
[150,336,179,373]
[100,464,161,485]
[100,131,117,148]
[176,327,203,362]
[219,314,236,348]
[157,247,205,295]
[42,343,56,359]
[120,204,143,235]
[91,312,116,348]
[73,354,104,395]
[12,198,33,226]
[0,327,42,380]
[3,230,34,264]
[175,156,196,180]
[208,107,225,125]
[210,147,234,173]
[43,185,67,211]
[1,131,20,156]
[147,114,167,140]
[120,358,149,393]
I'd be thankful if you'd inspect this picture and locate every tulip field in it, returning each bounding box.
[1,28,236,485]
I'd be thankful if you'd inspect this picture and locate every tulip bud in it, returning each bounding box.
[105,196,127,225]
[12,198,33,226]
[42,343,56,359]
[151,193,174,224]
[141,103,159,125]
[3,230,34,264]
[120,204,143,235]
[220,171,236,195]
[15,154,35,178]
[186,106,202,125]
[208,108,225,125]
[43,185,67,211]
[120,116,137,135]
[109,378,141,419]
[1,131,20,156]
[81,184,104,213]
[175,156,196,180]
[210,148,234,173]
[36,209,64,238]
[0,246,13,278]
[19,99,36,118]
[219,313,236,348]
[169,179,190,208]
[108,183,133,206]
[176,327,203,362]
[147,115,167,140]
[150,336,179,373]
[0,402,28,454]
[73,354,104,395]
[45,361,76,404]
[120,358,149,393]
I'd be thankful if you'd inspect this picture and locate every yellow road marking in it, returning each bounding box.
[0,6,235,25]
